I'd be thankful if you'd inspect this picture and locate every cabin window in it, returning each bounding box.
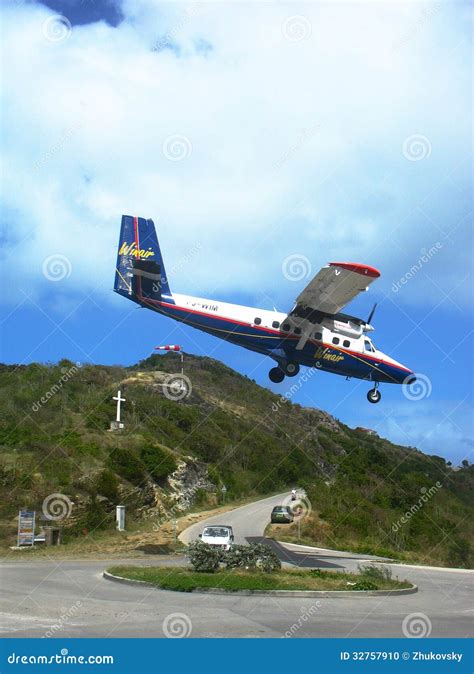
[343,339,350,348]
[281,322,290,332]
[294,327,302,335]
[332,337,340,345]
[254,317,262,325]
[272,320,280,329]
[314,331,322,340]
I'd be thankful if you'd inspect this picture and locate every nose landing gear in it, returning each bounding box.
[367,383,381,404]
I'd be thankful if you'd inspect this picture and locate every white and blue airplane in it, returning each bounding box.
[114,215,416,403]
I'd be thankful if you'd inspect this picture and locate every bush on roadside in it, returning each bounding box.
[351,580,378,591]
[186,540,222,572]
[187,541,282,574]
[224,544,257,569]
[358,564,392,582]
[224,543,281,573]
[251,543,282,572]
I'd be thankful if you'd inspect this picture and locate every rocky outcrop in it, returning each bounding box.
[167,457,216,511]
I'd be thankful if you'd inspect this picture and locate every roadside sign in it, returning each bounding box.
[17,510,36,546]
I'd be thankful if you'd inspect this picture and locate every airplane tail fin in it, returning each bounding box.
[114,215,173,304]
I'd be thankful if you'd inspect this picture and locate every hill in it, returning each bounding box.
[0,353,472,567]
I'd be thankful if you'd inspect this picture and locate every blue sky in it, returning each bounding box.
[1,0,472,464]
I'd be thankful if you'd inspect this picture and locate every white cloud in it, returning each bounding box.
[1,0,471,310]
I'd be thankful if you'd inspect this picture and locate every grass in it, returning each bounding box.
[107,565,412,593]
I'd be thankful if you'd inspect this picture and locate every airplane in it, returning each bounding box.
[114,215,416,403]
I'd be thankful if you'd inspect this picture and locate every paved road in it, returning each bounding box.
[1,492,472,638]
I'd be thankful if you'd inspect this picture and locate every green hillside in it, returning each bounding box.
[0,354,472,567]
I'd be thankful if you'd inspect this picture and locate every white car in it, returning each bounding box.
[199,525,234,550]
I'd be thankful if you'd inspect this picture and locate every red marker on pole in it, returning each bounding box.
[154,345,184,375]
[154,345,181,351]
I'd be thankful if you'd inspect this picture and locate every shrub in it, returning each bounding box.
[224,544,257,569]
[96,469,119,502]
[224,543,281,573]
[108,448,145,486]
[252,543,281,573]
[351,580,378,591]
[358,564,392,582]
[141,444,177,482]
[186,541,222,572]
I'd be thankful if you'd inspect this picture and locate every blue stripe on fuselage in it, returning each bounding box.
[147,299,406,384]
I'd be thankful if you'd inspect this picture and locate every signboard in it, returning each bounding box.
[17,510,36,546]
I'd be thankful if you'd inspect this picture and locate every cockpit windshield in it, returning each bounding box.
[364,339,376,353]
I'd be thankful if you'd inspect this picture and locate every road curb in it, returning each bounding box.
[103,570,418,597]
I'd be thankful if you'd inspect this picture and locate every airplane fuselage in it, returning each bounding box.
[114,214,416,402]
[138,291,412,386]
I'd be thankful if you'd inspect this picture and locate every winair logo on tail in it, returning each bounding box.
[119,242,155,259]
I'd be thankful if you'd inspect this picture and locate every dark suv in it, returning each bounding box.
[270,505,294,524]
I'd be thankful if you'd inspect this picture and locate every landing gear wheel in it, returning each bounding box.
[283,363,300,377]
[367,388,381,404]
[269,367,285,383]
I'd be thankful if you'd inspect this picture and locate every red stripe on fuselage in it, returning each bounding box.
[140,296,411,374]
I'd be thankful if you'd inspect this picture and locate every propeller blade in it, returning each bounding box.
[367,302,377,325]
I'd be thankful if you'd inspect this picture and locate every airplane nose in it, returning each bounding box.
[404,373,417,385]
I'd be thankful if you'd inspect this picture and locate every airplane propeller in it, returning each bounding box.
[366,302,377,326]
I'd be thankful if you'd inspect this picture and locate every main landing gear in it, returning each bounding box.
[367,382,381,404]
[269,367,285,383]
[268,362,300,383]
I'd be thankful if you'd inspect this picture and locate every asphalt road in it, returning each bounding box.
[1,492,472,638]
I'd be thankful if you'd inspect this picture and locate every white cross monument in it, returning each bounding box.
[110,389,126,431]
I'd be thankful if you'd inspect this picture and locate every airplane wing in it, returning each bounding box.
[290,262,380,318]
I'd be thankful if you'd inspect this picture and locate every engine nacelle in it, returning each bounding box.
[323,318,364,338]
